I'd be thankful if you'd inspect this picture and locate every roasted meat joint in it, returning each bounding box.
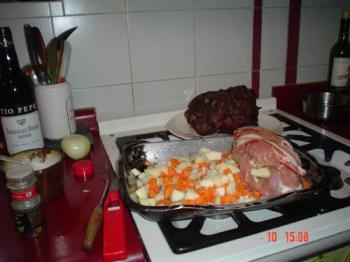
[184,85,259,136]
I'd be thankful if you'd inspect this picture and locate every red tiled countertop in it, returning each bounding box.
[272,81,350,140]
[0,108,144,262]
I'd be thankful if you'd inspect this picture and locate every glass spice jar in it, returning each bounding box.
[5,164,45,237]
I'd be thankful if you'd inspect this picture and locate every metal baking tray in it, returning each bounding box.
[119,135,335,221]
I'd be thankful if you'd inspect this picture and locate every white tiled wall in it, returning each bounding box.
[0,0,348,121]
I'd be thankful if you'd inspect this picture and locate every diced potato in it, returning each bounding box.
[184,190,199,200]
[213,175,223,187]
[138,172,145,180]
[176,161,191,173]
[221,175,229,185]
[227,173,234,182]
[194,156,206,164]
[136,180,144,188]
[226,182,236,195]
[226,165,240,174]
[140,198,156,206]
[130,168,141,176]
[177,157,188,162]
[171,190,185,202]
[251,167,271,178]
[189,172,200,180]
[135,186,148,199]
[198,147,211,154]
[216,186,225,196]
[154,193,164,202]
[216,162,240,175]
[145,167,163,177]
[141,173,152,184]
[205,151,222,161]
[199,178,214,187]
[213,174,229,187]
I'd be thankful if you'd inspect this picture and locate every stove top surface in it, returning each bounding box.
[115,113,350,254]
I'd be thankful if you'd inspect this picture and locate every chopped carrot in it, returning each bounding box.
[221,195,237,204]
[182,199,196,205]
[164,184,174,199]
[302,179,312,189]
[148,186,159,198]
[148,178,157,188]
[233,174,241,182]
[181,166,192,178]
[175,180,189,191]
[187,178,196,187]
[224,168,231,175]
[198,162,209,169]
[252,191,261,199]
[169,158,180,168]
[162,175,171,184]
[167,166,178,177]
[196,187,216,202]
[194,196,205,205]
[172,174,181,181]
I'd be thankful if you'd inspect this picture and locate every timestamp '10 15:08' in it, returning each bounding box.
[267,231,309,243]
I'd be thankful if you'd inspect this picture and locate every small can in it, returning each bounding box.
[5,164,45,237]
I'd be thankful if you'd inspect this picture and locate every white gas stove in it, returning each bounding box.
[99,98,350,262]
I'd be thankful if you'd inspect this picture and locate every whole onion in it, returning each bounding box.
[61,134,91,160]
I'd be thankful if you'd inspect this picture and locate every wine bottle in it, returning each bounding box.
[0,27,44,155]
[327,9,350,93]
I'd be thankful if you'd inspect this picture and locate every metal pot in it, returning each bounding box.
[302,92,350,122]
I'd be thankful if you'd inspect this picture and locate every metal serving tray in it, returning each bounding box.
[119,135,335,222]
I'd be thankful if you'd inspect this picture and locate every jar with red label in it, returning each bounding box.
[5,164,45,237]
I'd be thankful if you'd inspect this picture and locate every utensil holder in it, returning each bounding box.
[34,82,76,140]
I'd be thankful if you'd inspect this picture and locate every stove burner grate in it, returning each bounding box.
[116,113,350,254]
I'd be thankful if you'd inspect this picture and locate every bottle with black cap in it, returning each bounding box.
[327,9,350,93]
[0,27,44,155]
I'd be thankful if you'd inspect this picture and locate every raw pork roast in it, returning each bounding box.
[233,126,307,198]
[185,86,258,136]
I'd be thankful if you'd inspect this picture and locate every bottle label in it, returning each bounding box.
[331,57,350,87]
[1,110,44,155]
[13,204,45,237]
[11,186,37,201]
[0,102,37,116]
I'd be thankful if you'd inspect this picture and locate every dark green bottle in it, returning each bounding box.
[0,27,44,154]
[327,9,350,93]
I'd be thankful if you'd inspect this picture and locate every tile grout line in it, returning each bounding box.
[125,0,136,116]
[48,2,56,37]
[192,0,197,97]
[285,0,301,84]
[71,64,330,91]
[252,0,262,97]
